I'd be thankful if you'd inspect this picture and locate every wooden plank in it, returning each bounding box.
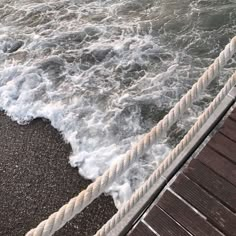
[184,159,236,212]
[220,118,236,142]
[197,146,236,186]
[128,222,156,236]
[144,205,191,236]
[230,108,236,121]
[171,174,236,236]
[208,132,236,163]
[157,190,223,236]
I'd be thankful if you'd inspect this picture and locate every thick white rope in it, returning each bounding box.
[95,71,236,236]
[26,36,236,236]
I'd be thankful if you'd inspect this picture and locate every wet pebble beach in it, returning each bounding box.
[0,112,116,236]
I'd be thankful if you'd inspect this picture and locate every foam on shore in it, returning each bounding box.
[0,0,235,207]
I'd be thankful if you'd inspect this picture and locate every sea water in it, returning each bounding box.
[0,0,235,207]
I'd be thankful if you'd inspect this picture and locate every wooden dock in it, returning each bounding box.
[127,107,236,235]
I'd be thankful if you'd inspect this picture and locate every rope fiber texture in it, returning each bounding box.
[26,36,236,236]
[95,71,236,236]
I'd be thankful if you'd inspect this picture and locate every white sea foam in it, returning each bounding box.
[0,0,235,207]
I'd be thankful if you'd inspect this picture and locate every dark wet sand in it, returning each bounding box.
[0,112,117,236]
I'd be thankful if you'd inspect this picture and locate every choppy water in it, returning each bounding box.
[0,0,236,207]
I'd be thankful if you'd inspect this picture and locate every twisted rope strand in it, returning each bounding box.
[26,36,236,236]
[95,71,236,236]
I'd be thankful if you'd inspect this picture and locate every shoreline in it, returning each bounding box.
[0,112,117,236]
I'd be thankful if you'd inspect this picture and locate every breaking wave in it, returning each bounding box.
[0,0,235,207]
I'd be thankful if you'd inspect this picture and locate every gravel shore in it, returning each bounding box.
[0,112,117,236]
